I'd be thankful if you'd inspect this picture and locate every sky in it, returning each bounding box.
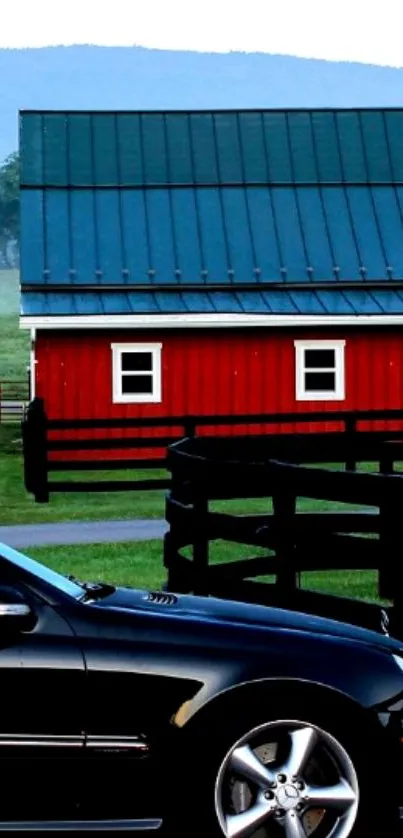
[2,0,403,67]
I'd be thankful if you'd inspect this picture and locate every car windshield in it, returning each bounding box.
[0,542,85,599]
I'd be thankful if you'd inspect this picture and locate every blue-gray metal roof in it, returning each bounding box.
[19,109,403,318]
[20,288,403,317]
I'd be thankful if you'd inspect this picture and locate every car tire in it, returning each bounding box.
[172,692,398,838]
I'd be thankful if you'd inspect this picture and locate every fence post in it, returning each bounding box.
[163,531,187,593]
[379,441,394,477]
[21,397,49,503]
[26,365,31,403]
[345,416,357,471]
[272,490,298,591]
[184,419,197,438]
[192,495,210,595]
[379,492,403,631]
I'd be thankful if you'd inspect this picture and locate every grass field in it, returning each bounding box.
[0,424,367,525]
[0,425,168,524]
[0,425,266,524]
[26,539,383,603]
[0,270,30,381]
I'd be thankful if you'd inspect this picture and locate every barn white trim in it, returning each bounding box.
[20,313,403,329]
[294,339,346,402]
[111,342,162,404]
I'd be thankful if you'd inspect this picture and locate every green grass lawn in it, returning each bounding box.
[26,539,383,603]
[0,426,168,525]
[0,270,30,381]
[0,423,369,525]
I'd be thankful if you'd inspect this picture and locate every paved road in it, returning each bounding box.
[0,507,377,550]
[0,519,168,549]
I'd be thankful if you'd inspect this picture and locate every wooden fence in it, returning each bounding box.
[21,396,403,503]
[0,380,29,423]
[164,432,403,637]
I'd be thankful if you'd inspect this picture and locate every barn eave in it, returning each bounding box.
[19,312,403,330]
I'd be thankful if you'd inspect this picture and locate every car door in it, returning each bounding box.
[77,604,202,823]
[0,578,86,825]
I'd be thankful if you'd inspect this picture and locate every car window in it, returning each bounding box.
[0,543,84,600]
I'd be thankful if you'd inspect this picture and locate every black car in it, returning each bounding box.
[0,540,402,837]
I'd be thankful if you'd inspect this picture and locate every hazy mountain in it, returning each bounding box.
[1,45,403,162]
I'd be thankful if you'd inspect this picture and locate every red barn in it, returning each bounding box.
[18,108,403,457]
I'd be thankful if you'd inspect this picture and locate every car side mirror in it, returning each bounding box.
[0,587,34,630]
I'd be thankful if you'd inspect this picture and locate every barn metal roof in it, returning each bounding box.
[21,288,403,317]
[19,108,403,319]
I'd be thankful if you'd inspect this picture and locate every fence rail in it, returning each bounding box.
[0,380,29,424]
[21,396,403,503]
[164,433,403,636]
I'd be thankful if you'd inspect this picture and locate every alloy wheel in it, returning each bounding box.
[214,719,359,838]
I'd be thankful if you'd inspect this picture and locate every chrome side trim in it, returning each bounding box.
[86,735,149,755]
[0,734,83,748]
[0,734,149,754]
[0,818,162,832]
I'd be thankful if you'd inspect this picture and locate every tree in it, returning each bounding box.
[0,152,19,267]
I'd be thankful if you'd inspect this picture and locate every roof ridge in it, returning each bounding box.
[18,107,403,116]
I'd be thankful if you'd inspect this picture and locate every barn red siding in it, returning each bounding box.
[35,328,403,461]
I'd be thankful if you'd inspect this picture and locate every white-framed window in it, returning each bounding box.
[294,340,346,401]
[111,343,162,404]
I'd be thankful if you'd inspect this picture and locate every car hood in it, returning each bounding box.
[93,585,403,654]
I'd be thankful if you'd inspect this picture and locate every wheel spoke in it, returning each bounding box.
[226,799,274,838]
[282,727,318,778]
[230,744,276,788]
[283,811,306,838]
[305,779,357,810]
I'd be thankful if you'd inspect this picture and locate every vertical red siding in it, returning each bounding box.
[35,328,403,460]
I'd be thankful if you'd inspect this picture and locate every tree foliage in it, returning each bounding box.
[0,152,19,242]
[0,152,19,267]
